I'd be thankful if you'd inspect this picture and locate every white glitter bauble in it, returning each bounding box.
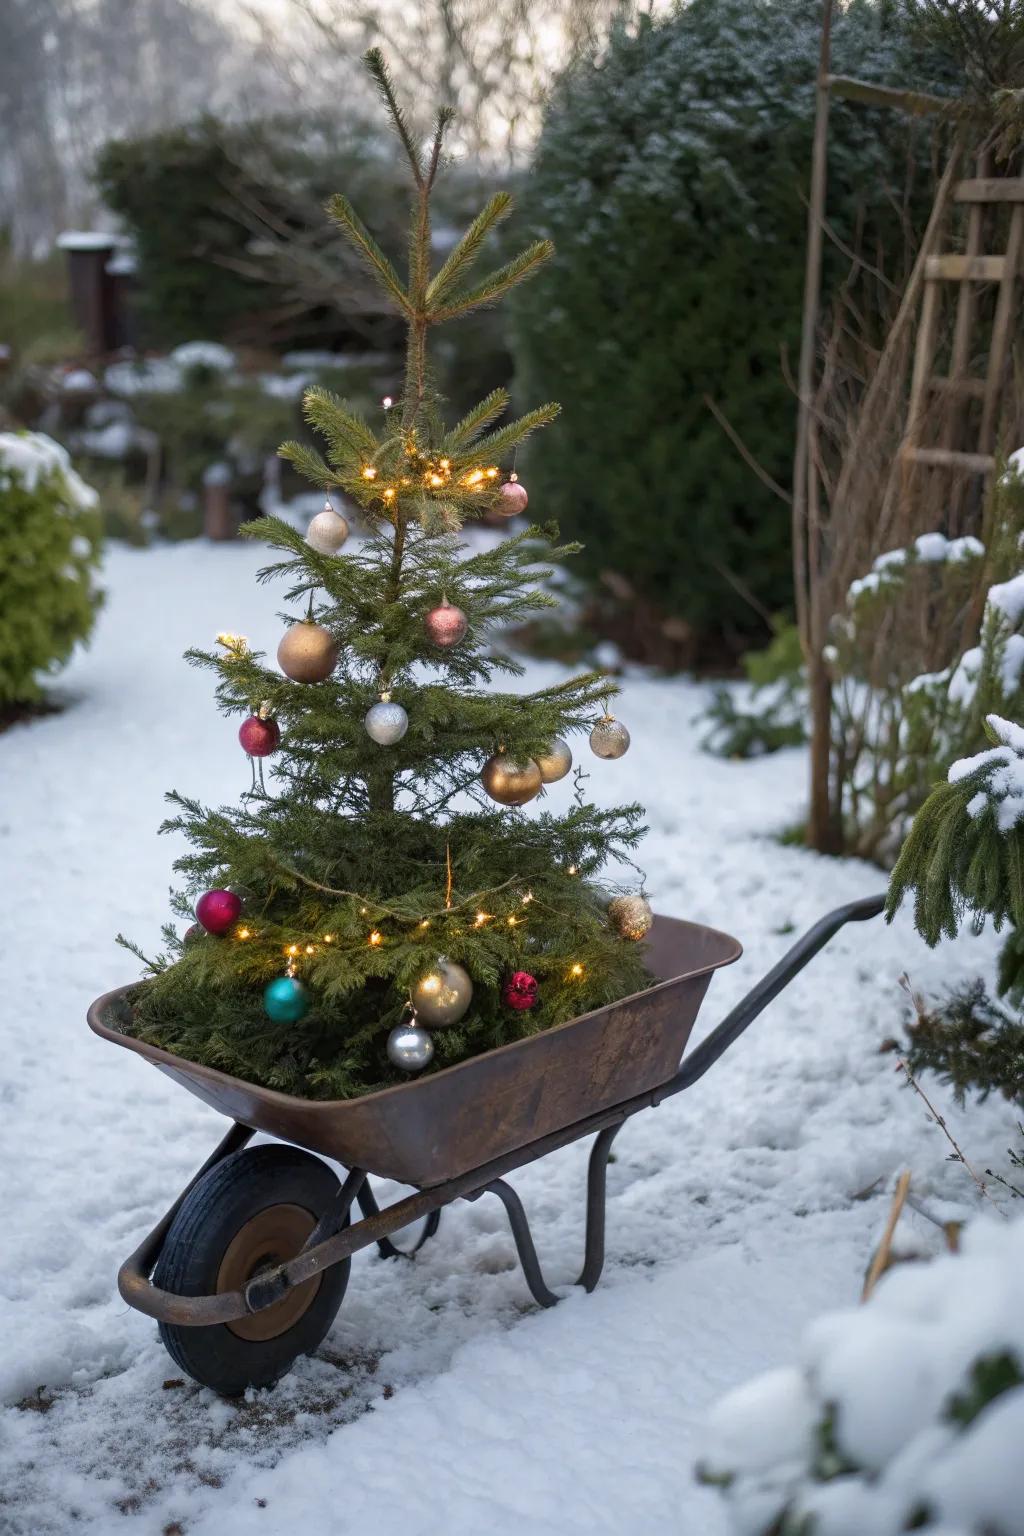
[305,504,350,555]
[364,697,409,745]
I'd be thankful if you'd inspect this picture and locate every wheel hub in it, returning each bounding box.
[217,1203,323,1342]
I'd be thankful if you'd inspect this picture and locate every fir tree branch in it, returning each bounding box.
[426,193,514,309]
[363,47,424,187]
[444,388,510,449]
[302,385,380,467]
[459,403,562,466]
[277,440,337,488]
[326,193,411,316]
[431,240,555,321]
[426,105,455,190]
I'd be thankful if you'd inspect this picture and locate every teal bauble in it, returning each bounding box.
[263,975,310,1023]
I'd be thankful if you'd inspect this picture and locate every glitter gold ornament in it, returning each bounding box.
[424,600,468,649]
[305,502,350,555]
[533,737,573,784]
[277,622,339,683]
[412,959,473,1026]
[590,713,630,759]
[481,752,542,806]
[607,894,653,941]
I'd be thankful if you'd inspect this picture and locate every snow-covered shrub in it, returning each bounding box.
[827,461,1024,863]
[511,0,950,660]
[0,432,103,705]
[698,1215,1024,1536]
[703,622,807,759]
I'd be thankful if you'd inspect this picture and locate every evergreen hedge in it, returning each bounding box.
[511,0,950,661]
[0,433,103,706]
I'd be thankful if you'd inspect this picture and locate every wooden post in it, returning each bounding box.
[203,464,235,541]
[57,232,121,356]
[794,0,836,853]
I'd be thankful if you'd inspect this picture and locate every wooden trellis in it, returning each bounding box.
[902,163,1024,484]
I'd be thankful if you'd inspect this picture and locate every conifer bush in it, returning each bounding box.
[0,432,103,706]
[511,0,946,660]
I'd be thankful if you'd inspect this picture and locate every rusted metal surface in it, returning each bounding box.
[89,914,742,1188]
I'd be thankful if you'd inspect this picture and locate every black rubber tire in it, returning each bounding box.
[153,1144,350,1396]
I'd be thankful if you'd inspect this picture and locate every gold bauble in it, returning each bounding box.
[607,894,653,942]
[481,753,543,806]
[412,959,473,1026]
[533,737,573,784]
[590,713,631,759]
[277,622,339,683]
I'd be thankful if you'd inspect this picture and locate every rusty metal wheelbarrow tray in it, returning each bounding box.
[88,912,742,1189]
[87,894,885,1345]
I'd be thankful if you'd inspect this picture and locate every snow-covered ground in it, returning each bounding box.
[1,541,1018,1536]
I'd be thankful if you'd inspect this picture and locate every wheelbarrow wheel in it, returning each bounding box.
[153,1143,350,1397]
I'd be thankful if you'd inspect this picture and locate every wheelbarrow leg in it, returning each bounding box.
[476,1122,626,1308]
[577,1123,622,1293]
[355,1180,442,1260]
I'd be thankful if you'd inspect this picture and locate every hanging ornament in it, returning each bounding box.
[424,600,468,649]
[412,959,473,1026]
[498,478,528,517]
[364,692,409,745]
[607,894,654,941]
[195,888,243,935]
[263,974,311,1023]
[533,737,573,784]
[502,970,539,1011]
[238,707,280,757]
[277,621,339,683]
[590,712,631,760]
[305,501,350,555]
[182,923,205,948]
[481,752,543,806]
[387,1017,435,1073]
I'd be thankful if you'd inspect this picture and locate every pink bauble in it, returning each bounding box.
[238,715,281,757]
[195,888,243,935]
[424,601,468,648]
[502,970,539,1011]
[234,712,277,755]
[498,481,528,516]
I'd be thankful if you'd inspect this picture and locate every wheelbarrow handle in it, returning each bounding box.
[658,892,887,1101]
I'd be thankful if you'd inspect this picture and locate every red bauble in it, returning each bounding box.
[502,970,539,1011]
[424,601,468,648]
[195,888,243,935]
[238,714,281,757]
[498,480,528,517]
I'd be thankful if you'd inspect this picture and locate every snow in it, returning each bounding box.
[171,341,236,373]
[849,534,984,602]
[1,541,1021,1535]
[0,429,99,509]
[56,230,119,251]
[950,713,1024,830]
[62,368,98,393]
[702,1215,1024,1536]
[105,357,186,397]
[987,572,1024,628]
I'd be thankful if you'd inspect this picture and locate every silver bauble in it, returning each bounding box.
[412,959,473,1026]
[481,753,543,806]
[607,894,654,941]
[364,696,409,745]
[305,504,350,555]
[387,1020,434,1072]
[590,714,631,760]
[533,737,573,784]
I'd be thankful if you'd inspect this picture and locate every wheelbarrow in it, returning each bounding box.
[87,894,884,1396]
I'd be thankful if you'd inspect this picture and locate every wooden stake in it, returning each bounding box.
[862,1170,911,1301]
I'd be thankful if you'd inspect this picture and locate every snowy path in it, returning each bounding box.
[1,542,1017,1536]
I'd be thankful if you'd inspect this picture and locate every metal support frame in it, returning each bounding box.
[117,893,886,1328]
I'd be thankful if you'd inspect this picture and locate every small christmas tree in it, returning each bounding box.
[121,51,652,1100]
